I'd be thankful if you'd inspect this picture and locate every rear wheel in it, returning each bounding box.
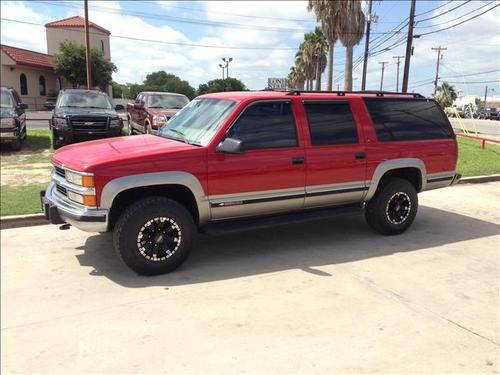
[365,177,418,235]
[113,197,196,275]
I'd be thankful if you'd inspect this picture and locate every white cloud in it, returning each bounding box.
[0,1,49,53]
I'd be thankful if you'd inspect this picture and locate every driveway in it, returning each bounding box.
[1,182,499,374]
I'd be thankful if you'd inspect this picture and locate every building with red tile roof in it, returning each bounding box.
[1,16,111,109]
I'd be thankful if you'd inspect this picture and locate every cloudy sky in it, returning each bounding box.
[1,0,499,97]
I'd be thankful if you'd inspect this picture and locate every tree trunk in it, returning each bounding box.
[344,45,353,91]
[327,45,334,91]
[315,47,322,91]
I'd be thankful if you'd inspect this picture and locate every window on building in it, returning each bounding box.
[39,76,46,96]
[363,98,454,141]
[304,101,358,145]
[20,74,28,95]
[226,101,298,150]
[101,40,105,54]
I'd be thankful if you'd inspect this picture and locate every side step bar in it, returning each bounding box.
[201,204,364,236]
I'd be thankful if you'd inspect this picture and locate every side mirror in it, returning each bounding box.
[216,137,244,154]
[115,104,124,111]
[18,103,28,110]
[133,103,144,110]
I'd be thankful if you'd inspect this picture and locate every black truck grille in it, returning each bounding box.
[55,184,67,197]
[70,118,108,138]
[54,165,66,178]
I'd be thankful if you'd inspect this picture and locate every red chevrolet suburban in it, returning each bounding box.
[42,90,460,275]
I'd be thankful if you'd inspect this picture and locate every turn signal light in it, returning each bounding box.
[82,175,95,188]
[83,195,97,207]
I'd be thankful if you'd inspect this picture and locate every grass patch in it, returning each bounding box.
[457,136,500,177]
[25,129,52,151]
[0,129,53,165]
[0,183,47,216]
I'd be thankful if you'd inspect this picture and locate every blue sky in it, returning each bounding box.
[1,0,499,98]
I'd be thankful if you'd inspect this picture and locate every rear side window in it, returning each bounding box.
[304,101,358,145]
[227,101,297,150]
[364,98,454,141]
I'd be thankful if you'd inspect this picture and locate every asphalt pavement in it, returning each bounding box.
[1,182,499,374]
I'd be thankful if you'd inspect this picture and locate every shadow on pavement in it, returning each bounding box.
[75,205,499,288]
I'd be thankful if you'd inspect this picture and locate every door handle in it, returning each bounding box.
[292,157,305,165]
[355,152,366,160]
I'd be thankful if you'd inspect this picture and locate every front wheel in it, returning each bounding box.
[365,177,418,235]
[113,197,196,275]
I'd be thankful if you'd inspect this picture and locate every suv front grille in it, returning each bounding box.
[69,118,108,138]
[55,184,67,197]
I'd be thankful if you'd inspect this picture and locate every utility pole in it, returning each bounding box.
[361,0,374,91]
[84,0,91,89]
[401,0,416,93]
[432,46,447,91]
[392,55,404,92]
[378,61,388,91]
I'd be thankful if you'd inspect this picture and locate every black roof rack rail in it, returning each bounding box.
[285,90,425,98]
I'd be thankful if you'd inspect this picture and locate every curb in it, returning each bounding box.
[0,213,47,230]
[1,175,499,230]
[458,174,500,184]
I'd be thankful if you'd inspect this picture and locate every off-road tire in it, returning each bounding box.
[365,177,418,235]
[113,197,196,275]
[52,129,61,149]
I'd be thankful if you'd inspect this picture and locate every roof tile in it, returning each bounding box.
[0,45,54,70]
[45,16,110,35]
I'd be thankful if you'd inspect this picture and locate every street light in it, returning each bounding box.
[218,63,224,80]
[221,57,233,79]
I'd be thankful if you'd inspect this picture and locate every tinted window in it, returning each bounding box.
[304,101,358,145]
[364,98,454,141]
[227,101,297,150]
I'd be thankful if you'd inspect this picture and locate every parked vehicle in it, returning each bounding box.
[50,89,123,149]
[43,97,57,111]
[0,86,27,151]
[42,90,460,275]
[489,107,499,121]
[126,92,189,135]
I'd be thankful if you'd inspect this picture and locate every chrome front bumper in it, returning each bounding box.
[41,182,109,232]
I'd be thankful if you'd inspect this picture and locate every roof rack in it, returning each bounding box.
[285,90,425,98]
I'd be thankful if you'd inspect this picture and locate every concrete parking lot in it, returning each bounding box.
[1,182,499,374]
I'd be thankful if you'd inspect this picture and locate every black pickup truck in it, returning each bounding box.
[50,89,123,149]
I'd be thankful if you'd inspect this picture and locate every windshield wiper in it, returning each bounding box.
[86,106,109,109]
[163,128,201,146]
[148,106,165,108]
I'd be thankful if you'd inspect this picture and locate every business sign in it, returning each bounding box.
[267,78,288,89]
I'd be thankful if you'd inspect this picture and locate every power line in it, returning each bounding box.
[445,80,500,84]
[416,1,495,29]
[440,69,500,79]
[142,0,316,23]
[415,3,500,37]
[416,1,471,22]
[0,18,297,50]
[415,1,453,17]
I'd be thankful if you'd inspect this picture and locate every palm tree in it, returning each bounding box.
[288,66,305,90]
[433,81,457,108]
[336,0,365,91]
[307,0,342,91]
[303,27,328,91]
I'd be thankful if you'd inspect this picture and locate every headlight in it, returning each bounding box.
[66,191,97,207]
[153,115,167,125]
[65,170,95,188]
[0,117,16,128]
[53,117,68,130]
[109,118,122,128]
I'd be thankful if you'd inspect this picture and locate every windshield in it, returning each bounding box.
[159,98,236,146]
[1,91,14,108]
[146,94,189,109]
[57,91,112,109]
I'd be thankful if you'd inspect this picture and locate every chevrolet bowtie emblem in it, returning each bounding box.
[84,121,94,125]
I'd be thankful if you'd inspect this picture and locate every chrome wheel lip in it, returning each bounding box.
[385,192,411,225]
[136,217,182,262]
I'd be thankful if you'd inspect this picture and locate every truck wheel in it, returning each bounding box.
[365,177,418,235]
[10,137,22,151]
[113,197,196,275]
[52,129,60,149]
